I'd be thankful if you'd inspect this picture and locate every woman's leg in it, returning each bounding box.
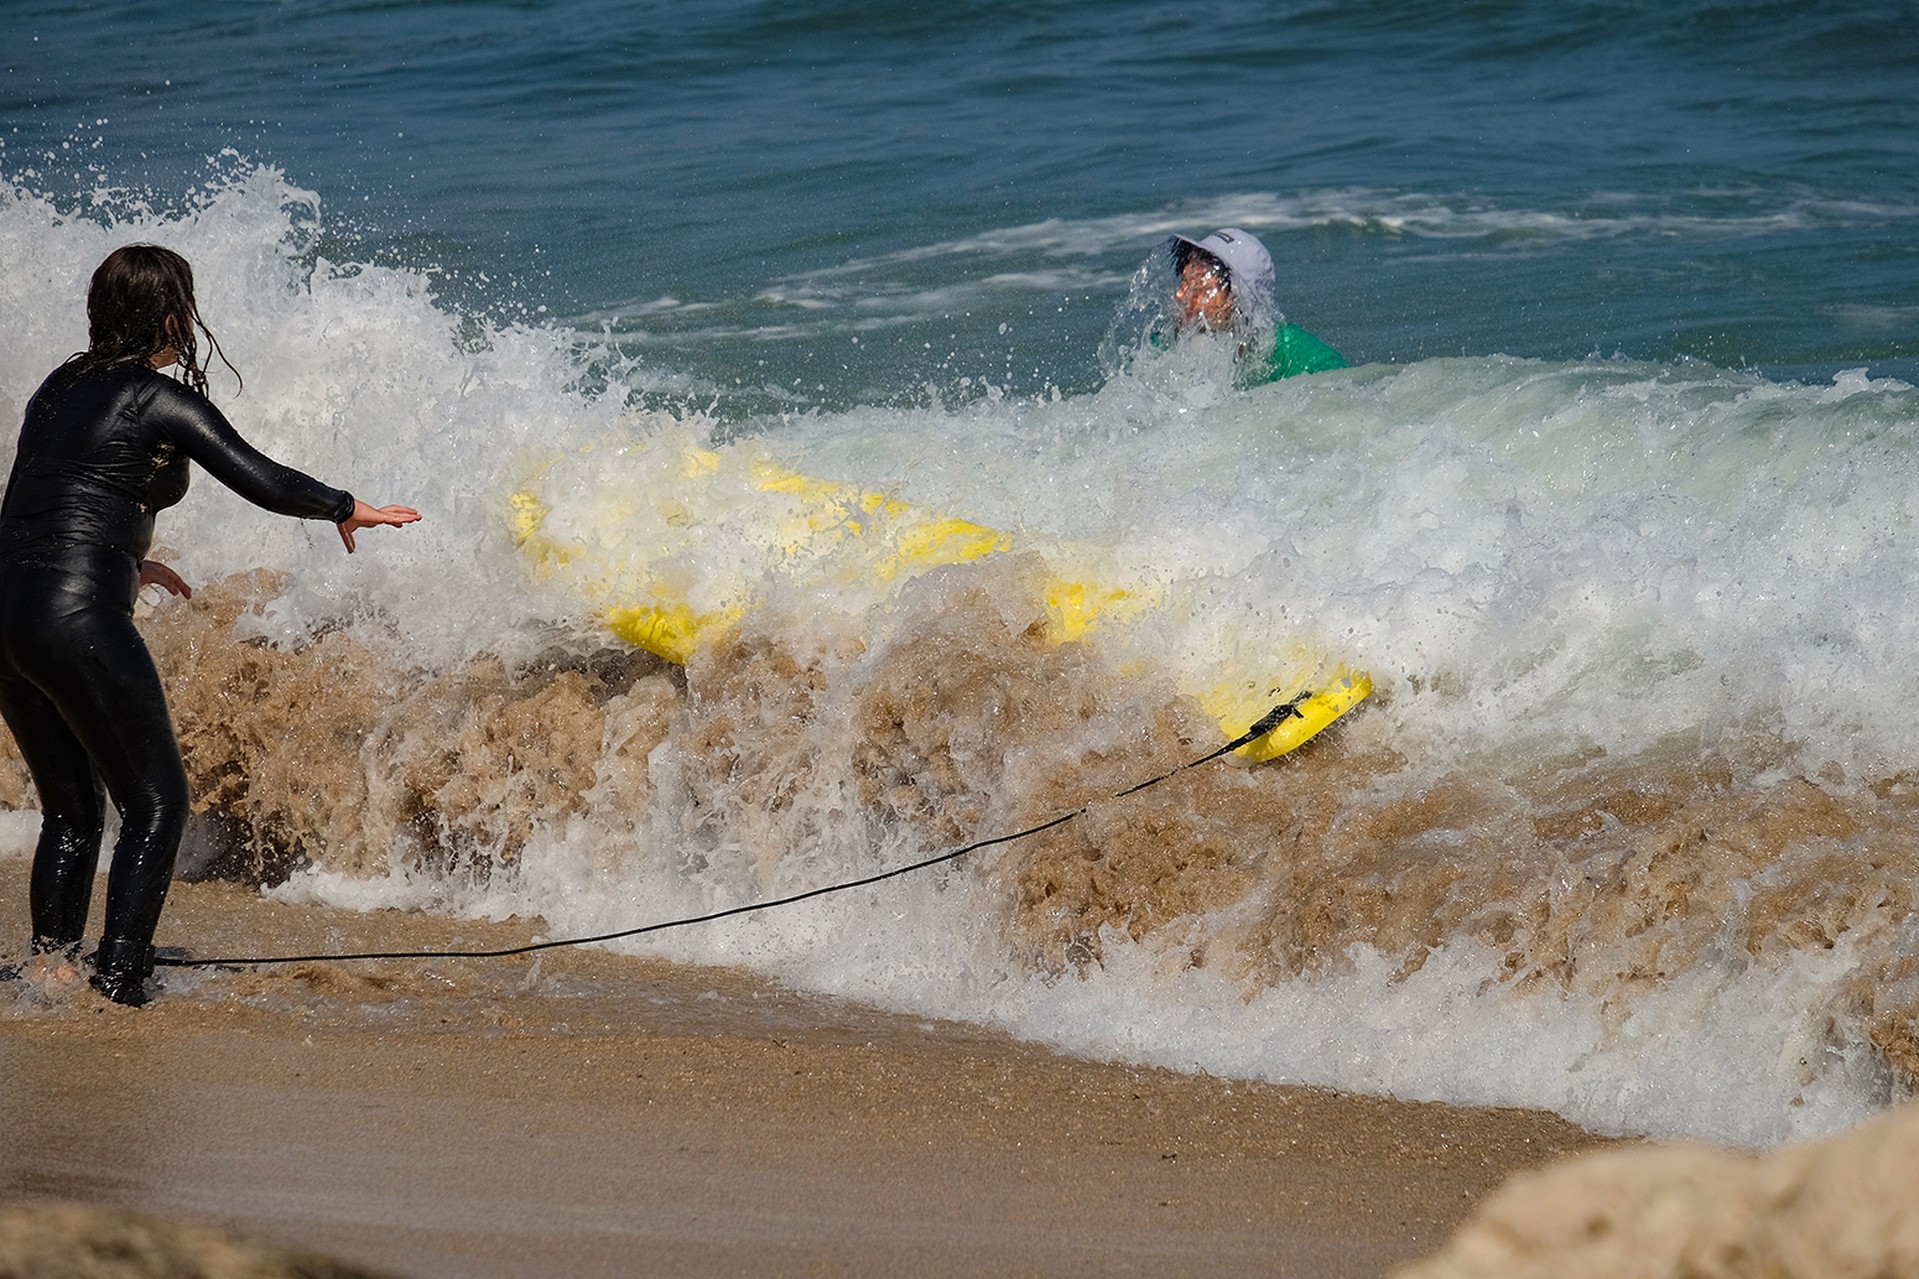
[13,598,189,1005]
[0,672,107,950]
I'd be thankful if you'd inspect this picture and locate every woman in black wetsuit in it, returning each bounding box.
[0,243,420,1005]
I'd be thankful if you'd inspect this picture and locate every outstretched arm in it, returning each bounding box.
[153,382,423,550]
[338,499,422,553]
[158,384,358,524]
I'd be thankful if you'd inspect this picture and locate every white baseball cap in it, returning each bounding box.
[1171,227,1276,320]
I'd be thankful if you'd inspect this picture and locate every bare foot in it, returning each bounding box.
[25,952,85,993]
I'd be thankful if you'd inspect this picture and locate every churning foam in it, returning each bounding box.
[6,163,1919,1146]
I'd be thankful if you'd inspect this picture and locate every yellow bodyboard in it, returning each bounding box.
[510,437,1369,761]
[1199,665,1373,763]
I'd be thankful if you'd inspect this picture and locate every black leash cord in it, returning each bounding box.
[155,692,1311,970]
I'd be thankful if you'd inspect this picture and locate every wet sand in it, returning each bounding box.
[0,861,1612,1278]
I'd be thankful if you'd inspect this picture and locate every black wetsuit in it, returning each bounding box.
[0,362,353,1003]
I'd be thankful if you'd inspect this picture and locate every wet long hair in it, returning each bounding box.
[64,244,241,396]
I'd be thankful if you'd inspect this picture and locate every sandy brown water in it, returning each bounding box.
[0,861,1610,1278]
[4,570,1918,1128]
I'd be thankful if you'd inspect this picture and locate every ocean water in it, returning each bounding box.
[4,0,1919,1146]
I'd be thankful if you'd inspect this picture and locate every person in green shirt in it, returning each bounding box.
[1169,227,1348,383]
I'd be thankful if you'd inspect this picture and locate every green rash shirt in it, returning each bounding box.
[1258,323,1349,383]
[1144,323,1348,382]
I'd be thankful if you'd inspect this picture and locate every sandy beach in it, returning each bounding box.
[0,859,1614,1278]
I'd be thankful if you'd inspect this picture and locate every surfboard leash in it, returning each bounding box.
[154,691,1314,971]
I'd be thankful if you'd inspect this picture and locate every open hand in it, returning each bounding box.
[338,500,423,553]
